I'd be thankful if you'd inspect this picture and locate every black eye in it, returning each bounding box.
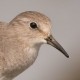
[30,22,38,29]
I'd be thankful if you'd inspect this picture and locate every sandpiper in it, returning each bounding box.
[0,11,69,80]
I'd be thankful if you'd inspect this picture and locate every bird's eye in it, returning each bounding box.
[30,22,38,29]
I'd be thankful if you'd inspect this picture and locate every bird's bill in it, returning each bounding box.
[45,35,69,58]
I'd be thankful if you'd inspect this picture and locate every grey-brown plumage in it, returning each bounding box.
[0,11,69,80]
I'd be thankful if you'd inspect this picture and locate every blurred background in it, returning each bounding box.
[0,0,80,80]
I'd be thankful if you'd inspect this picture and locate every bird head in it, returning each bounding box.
[9,11,69,58]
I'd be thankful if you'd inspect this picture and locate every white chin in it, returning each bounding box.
[40,39,47,44]
[34,39,47,44]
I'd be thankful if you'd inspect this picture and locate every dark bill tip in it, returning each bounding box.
[45,35,69,58]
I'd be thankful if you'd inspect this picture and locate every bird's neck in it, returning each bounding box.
[3,41,41,78]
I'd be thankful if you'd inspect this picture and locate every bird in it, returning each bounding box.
[0,11,69,80]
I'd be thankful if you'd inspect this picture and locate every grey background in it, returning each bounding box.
[0,0,80,80]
